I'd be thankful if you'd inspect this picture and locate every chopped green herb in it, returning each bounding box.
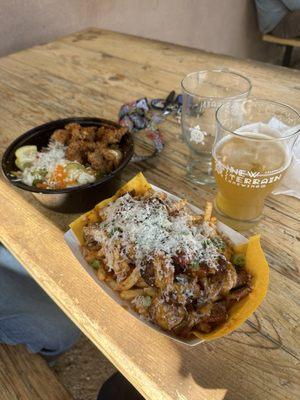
[212,237,225,251]
[89,259,100,270]
[202,239,211,249]
[37,168,47,177]
[190,259,200,271]
[142,296,152,308]
[232,254,246,267]
[32,178,44,187]
[108,227,122,237]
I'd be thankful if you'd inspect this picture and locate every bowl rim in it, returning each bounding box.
[1,117,134,194]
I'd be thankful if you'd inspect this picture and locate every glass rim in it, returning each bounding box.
[181,68,252,100]
[215,97,300,142]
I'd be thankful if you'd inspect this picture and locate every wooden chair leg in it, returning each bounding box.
[282,45,293,67]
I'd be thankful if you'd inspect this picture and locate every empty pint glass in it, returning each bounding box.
[181,69,251,185]
[212,98,300,231]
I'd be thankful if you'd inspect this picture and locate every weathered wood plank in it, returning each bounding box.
[0,344,73,400]
[60,29,300,101]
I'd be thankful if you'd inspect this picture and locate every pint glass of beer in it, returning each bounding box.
[212,98,300,231]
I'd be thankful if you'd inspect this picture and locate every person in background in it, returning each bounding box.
[97,373,144,400]
[0,244,80,359]
[255,0,300,38]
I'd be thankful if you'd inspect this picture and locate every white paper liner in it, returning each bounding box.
[64,185,247,346]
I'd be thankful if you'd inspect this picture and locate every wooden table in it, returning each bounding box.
[0,28,299,400]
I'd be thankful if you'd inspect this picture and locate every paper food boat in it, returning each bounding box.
[65,173,269,345]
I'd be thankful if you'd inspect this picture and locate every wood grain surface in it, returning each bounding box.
[0,28,299,400]
[0,344,73,400]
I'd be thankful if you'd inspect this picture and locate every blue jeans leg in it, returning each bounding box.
[0,244,80,356]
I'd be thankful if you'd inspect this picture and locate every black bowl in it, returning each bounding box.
[1,117,134,213]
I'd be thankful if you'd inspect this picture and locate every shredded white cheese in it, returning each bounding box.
[20,141,95,187]
[90,193,223,273]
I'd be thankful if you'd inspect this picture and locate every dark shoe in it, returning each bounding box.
[97,372,145,400]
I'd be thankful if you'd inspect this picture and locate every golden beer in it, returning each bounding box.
[212,132,289,226]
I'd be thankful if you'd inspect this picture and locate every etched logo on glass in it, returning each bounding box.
[215,160,282,189]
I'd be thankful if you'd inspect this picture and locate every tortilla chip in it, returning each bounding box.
[70,173,269,341]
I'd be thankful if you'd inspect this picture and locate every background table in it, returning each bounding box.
[0,28,299,400]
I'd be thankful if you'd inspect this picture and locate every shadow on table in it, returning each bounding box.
[173,316,283,400]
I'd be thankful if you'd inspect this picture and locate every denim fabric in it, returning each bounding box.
[0,244,80,356]
[255,0,300,34]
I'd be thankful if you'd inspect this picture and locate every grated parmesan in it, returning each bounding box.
[20,141,95,187]
[90,192,224,274]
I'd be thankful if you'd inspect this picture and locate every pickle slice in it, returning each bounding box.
[15,145,37,160]
[15,158,31,171]
[65,162,85,176]
[15,145,38,170]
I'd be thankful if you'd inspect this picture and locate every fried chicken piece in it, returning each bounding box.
[196,302,228,333]
[65,140,94,163]
[188,256,228,281]
[235,269,252,288]
[81,243,104,262]
[131,295,152,319]
[153,255,174,290]
[70,126,97,142]
[111,247,131,281]
[65,123,81,133]
[95,126,106,141]
[188,262,210,280]
[171,310,200,337]
[172,251,190,274]
[220,263,238,293]
[206,263,237,301]
[87,149,107,172]
[102,149,123,169]
[140,260,156,287]
[89,147,122,172]
[205,302,228,325]
[149,298,187,331]
[96,126,127,144]
[52,123,125,174]
[195,322,211,333]
[57,122,126,166]
[81,247,99,264]
[171,277,200,306]
[83,223,102,247]
[226,286,252,303]
[141,255,175,291]
[65,141,84,163]
[51,129,71,144]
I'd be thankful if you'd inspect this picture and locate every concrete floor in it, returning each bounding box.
[52,335,116,400]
